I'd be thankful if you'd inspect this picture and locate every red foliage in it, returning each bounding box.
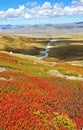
[0,52,18,64]
[0,71,83,129]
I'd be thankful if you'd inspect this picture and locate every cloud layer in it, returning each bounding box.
[0,0,83,19]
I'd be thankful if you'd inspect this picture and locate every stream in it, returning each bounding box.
[38,39,58,57]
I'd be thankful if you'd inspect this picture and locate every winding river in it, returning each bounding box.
[38,39,58,57]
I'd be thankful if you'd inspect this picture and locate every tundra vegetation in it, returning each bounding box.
[0,34,83,130]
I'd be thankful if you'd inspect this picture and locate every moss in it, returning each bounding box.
[0,86,18,94]
[53,113,76,130]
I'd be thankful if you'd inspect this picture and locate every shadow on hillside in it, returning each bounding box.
[49,45,83,61]
[4,46,44,56]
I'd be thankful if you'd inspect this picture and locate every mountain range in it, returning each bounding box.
[0,22,83,36]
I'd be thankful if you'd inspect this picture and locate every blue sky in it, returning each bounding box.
[0,0,83,25]
[0,0,71,10]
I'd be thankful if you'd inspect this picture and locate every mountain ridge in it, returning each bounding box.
[0,22,83,36]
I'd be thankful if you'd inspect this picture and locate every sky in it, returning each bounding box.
[0,0,83,25]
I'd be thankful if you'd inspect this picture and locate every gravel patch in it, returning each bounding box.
[0,67,5,72]
[48,70,83,81]
[0,77,12,81]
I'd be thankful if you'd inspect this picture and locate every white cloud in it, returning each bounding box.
[41,2,52,9]
[0,1,83,20]
[72,0,83,6]
[72,0,78,6]
[26,1,37,7]
[80,0,83,2]
[0,5,25,19]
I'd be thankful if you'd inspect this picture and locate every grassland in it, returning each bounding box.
[0,34,83,130]
[0,34,49,55]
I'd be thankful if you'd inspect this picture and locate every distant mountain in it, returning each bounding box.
[0,25,24,30]
[54,22,83,29]
[0,24,12,30]
[75,22,83,24]
[0,22,83,36]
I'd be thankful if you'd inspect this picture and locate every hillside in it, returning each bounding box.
[0,34,83,130]
[49,42,83,61]
[0,34,83,61]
